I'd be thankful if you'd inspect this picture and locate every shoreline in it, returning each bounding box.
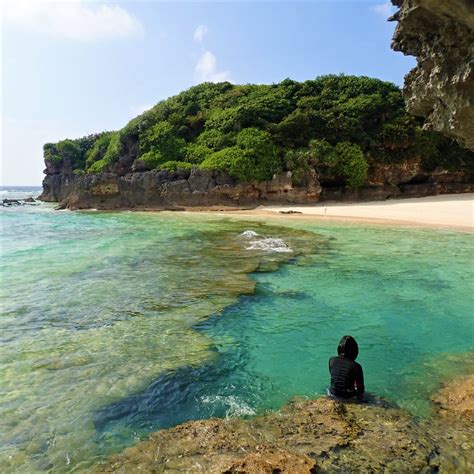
[70,193,474,232]
[97,369,474,472]
[177,193,474,232]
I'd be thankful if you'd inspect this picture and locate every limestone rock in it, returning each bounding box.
[432,374,474,421]
[390,0,474,149]
[39,160,472,209]
[95,393,474,473]
[1,198,37,207]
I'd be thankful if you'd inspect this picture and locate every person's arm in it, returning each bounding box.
[355,363,365,399]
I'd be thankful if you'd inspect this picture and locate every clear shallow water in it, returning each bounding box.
[1,199,473,472]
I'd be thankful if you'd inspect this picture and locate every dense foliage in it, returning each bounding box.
[44,75,474,187]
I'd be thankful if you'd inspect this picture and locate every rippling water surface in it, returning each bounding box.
[1,195,473,472]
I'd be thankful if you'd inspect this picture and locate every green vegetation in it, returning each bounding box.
[84,132,120,173]
[139,121,186,169]
[158,160,193,172]
[200,128,279,181]
[45,75,474,187]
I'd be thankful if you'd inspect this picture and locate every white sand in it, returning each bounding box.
[256,194,474,230]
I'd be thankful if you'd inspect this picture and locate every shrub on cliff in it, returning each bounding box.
[200,147,253,181]
[285,148,313,186]
[286,139,368,188]
[43,143,61,164]
[236,128,281,179]
[86,132,121,173]
[196,129,231,150]
[285,140,332,186]
[85,132,114,168]
[184,143,212,164]
[158,161,194,172]
[334,142,369,188]
[139,122,186,168]
[200,128,280,181]
[44,139,84,169]
[45,75,474,184]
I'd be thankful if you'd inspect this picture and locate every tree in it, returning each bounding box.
[334,142,368,188]
[235,128,281,180]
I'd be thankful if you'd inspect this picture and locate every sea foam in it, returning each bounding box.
[238,230,293,253]
[245,238,292,253]
[238,230,259,238]
[201,395,256,418]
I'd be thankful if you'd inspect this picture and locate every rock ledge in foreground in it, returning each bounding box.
[96,388,474,473]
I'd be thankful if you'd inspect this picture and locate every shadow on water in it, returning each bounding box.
[93,280,327,453]
[92,258,315,452]
[93,324,266,451]
[93,360,225,432]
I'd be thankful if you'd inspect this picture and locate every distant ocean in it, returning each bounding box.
[1,187,473,472]
[0,185,43,200]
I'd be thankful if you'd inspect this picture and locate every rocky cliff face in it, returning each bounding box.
[40,168,321,210]
[391,0,474,149]
[40,158,472,210]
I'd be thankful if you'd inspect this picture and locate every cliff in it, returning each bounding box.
[39,76,474,209]
[41,159,473,210]
[390,0,474,149]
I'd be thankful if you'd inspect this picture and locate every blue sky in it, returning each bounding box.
[2,0,414,185]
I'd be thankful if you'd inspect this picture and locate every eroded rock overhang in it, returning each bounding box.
[390,0,474,150]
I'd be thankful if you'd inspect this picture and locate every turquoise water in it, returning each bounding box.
[1,197,473,472]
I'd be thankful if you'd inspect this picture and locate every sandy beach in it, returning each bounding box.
[247,194,474,230]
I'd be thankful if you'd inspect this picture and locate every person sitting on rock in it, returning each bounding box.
[328,335,365,400]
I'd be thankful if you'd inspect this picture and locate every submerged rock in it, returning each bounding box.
[95,382,474,473]
[390,0,474,149]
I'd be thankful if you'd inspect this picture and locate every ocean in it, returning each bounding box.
[1,186,473,472]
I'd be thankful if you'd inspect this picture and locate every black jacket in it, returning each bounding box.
[329,355,364,398]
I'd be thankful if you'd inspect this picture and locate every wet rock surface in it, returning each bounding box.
[391,0,474,149]
[1,197,38,207]
[96,377,474,473]
[432,374,474,421]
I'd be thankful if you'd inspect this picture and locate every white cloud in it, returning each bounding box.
[372,1,396,17]
[193,24,208,43]
[195,50,232,83]
[3,0,144,41]
[130,104,153,117]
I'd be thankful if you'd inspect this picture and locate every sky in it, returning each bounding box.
[1,0,415,186]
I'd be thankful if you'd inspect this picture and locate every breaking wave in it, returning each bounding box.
[238,230,259,239]
[238,230,293,253]
[201,395,256,418]
[245,238,292,253]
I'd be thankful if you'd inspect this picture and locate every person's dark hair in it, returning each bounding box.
[337,335,359,361]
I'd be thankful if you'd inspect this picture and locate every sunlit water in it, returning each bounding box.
[1,191,473,472]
